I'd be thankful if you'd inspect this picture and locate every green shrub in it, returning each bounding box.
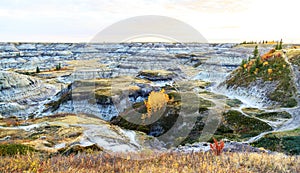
[0,144,35,156]
[253,128,300,155]
[226,99,243,107]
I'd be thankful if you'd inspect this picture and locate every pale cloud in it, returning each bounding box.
[166,0,252,13]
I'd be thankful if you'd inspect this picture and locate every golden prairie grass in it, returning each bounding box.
[0,151,299,173]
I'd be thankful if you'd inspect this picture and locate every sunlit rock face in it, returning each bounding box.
[0,114,165,153]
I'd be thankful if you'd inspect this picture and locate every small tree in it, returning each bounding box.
[275,42,279,50]
[279,39,283,50]
[56,63,62,71]
[253,46,259,58]
[241,59,247,68]
[142,89,169,119]
[36,66,40,73]
[250,64,257,74]
[255,57,260,69]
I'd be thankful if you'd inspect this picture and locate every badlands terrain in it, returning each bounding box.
[0,42,299,172]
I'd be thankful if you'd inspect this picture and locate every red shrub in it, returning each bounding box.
[210,138,225,156]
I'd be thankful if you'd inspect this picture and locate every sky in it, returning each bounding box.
[0,0,299,43]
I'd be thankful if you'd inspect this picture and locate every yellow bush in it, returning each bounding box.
[268,68,273,74]
[263,62,269,66]
[143,89,169,119]
[254,68,259,75]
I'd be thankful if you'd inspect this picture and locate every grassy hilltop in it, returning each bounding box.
[226,44,298,108]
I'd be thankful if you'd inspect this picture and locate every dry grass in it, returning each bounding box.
[0,151,299,173]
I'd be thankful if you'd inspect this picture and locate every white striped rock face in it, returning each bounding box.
[0,71,57,118]
[0,42,281,120]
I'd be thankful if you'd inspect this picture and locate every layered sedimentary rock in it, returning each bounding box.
[0,71,57,118]
[0,114,164,153]
[0,42,286,120]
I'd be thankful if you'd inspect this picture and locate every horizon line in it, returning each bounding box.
[1,41,300,44]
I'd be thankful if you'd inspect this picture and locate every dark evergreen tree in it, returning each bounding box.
[56,63,62,70]
[36,66,40,73]
[275,42,279,50]
[279,39,283,50]
[255,56,261,68]
[241,59,247,68]
[253,46,259,58]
